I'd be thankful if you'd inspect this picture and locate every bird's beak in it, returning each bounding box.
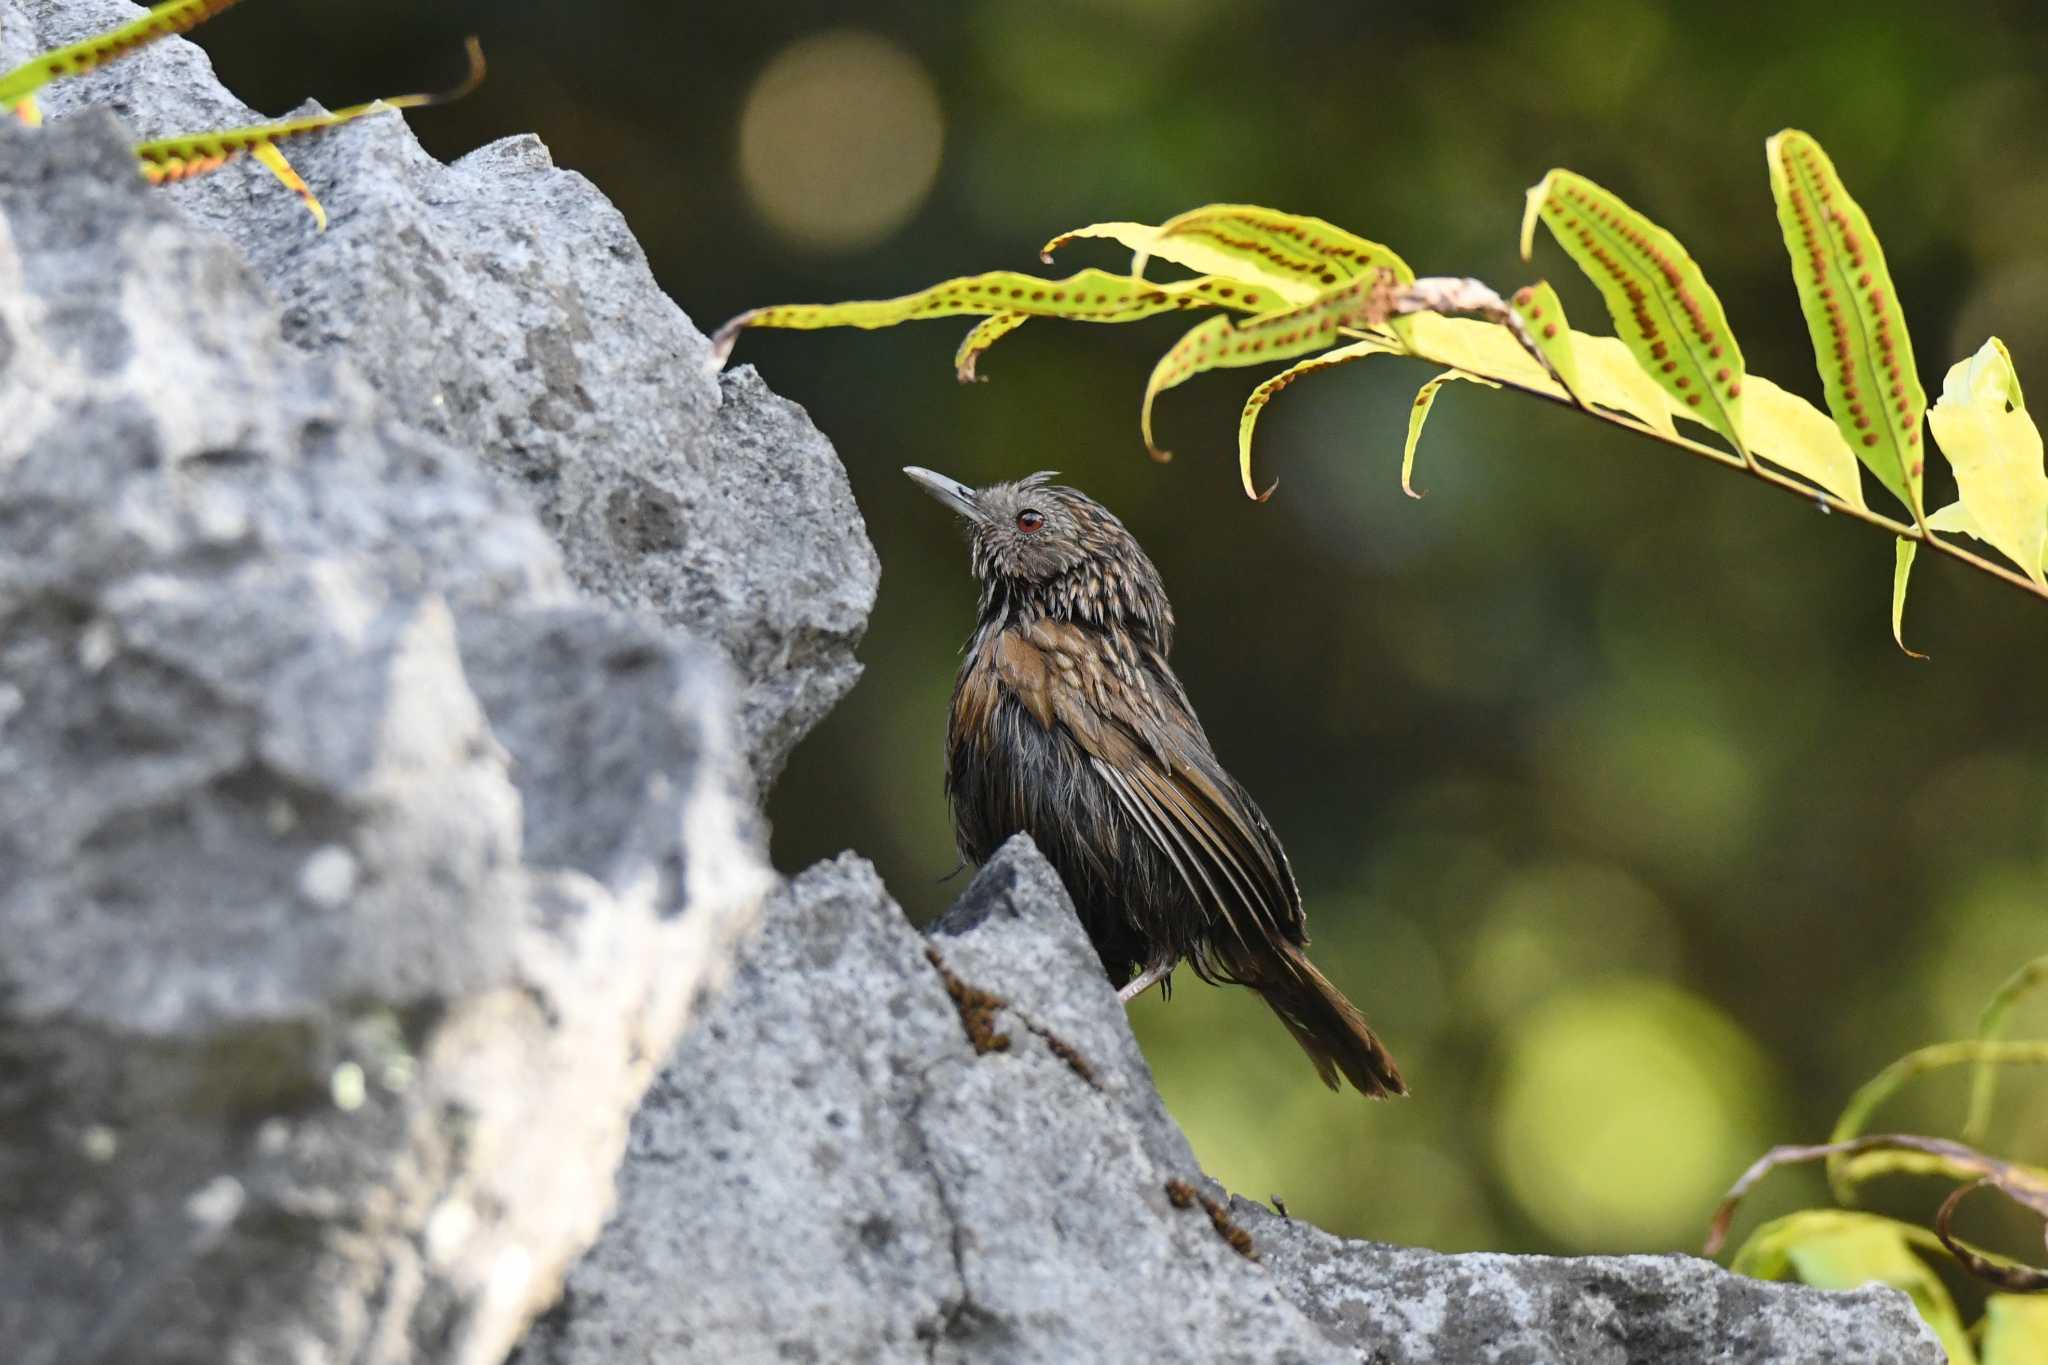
[903,466,981,520]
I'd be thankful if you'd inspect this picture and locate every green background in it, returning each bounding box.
[193,0,2048,1275]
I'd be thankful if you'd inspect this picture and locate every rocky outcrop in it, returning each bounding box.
[514,837,1943,1365]
[22,0,879,784]
[0,71,776,1365]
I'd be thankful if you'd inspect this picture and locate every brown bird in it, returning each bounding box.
[907,467,1406,1098]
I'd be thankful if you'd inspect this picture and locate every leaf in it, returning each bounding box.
[1965,956,2048,1143]
[1738,376,1870,510]
[133,36,486,229]
[1383,276,1566,391]
[1929,500,1987,540]
[1508,281,1583,402]
[1236,337,1399,499]
[1044,220,1316,307]
[1044,205,1415,309]
[250,143,324,231]
[1728,1209,1952,1280]
[955,312,1030,382]
[1403,370,1499,498]
[1522,169,1748,457]
[1140,272,1397,459]
[1893,538,1925,659]
[711,267,1261,370]
[1398,314,1676,438]
[0,0,243,108]
[1658,371,1868,507]
[1766,130,1928,518]
[1926,338,2048,585]
[1983,1294,2048,1365]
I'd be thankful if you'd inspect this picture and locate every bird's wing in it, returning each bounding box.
[1009,618,1304,953]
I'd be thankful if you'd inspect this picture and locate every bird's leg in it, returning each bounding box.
[1117,960,1175,1004]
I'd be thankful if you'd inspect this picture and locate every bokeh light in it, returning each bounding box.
[1493,980,1777,1250]
[737,31,943,252]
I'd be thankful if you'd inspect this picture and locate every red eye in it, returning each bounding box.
[1016,510,1045,533]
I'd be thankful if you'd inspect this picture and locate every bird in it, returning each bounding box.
[905,466,1406,1099]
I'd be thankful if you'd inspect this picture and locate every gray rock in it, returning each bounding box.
[515,836,1943,1365]
[1243,1205,1943,1364]
[514,840,1339,1365]
[0,106,771,1365]
[20,0,879,784]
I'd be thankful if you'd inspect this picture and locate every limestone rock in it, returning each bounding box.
[21,0,879,783]
[514,837,1943,1365]
[0,108,768,1365]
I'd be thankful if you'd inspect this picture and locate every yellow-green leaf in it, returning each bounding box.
[1508,281,1583,402]
[1236,337,1398,499]
[1983,1294,2048,1365]
[0,0,243,107]
[1403,370,1499,498]
[712,267,1262,369]
[1041,219,1308,305]
[955,312,1029,382]
[1730,1209,1942,1279]
[1737,376,1869,510]
[1141,204,1412,301]
[1926,338,2047,585]
[1045,206,1413,309]
[134,36,486,228]
[250,142,325,231]
[1141,273,1394,458]
[1928,501,1985,540]
[1397,314,1676,438]
[1892,538,1924,659]
[1766,130,1928,518]
[1522,169,1748,456]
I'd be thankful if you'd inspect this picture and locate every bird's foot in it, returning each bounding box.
[1117,961,1175,1004]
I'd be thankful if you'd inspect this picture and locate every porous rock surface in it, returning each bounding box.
[514,837,1943,1365]
[20,0,879,784]
[0,70,773,1365]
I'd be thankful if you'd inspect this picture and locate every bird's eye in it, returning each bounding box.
[1016,510,1045,533]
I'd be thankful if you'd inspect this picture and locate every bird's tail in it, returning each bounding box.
[1249,941,1406,1099]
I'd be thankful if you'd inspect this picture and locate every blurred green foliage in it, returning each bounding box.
[192,0,2048,1271]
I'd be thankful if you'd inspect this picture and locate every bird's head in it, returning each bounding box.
[904,467,1173,645]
